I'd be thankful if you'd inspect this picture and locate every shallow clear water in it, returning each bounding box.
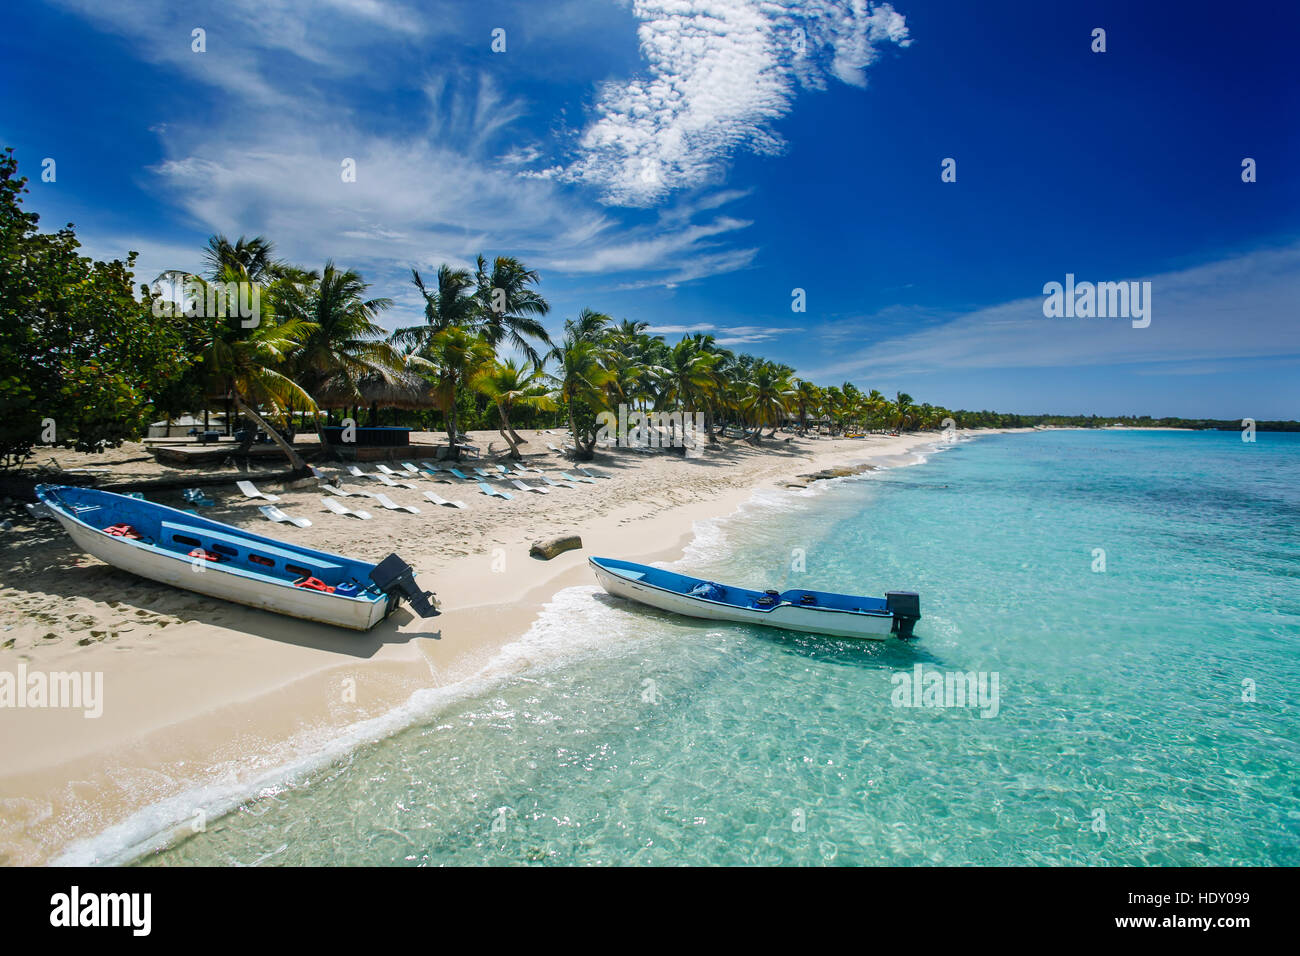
[136,431,1300,866]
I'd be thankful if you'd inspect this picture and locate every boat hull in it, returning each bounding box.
[591,561,895,640]
[46,503,390,631]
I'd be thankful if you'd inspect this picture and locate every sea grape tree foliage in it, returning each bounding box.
[0,149,192,467]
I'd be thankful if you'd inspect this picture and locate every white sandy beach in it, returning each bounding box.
[0,428,1015,865]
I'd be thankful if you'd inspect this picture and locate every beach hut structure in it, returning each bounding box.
[147,414,229,438]
[313,370,440,426]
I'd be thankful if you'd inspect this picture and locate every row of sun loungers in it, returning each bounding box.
[227,457,613,526]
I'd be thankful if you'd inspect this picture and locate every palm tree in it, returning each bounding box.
[190,268,319,470]
[472,359,557,458]
[821,385,844,435]
[285,261,398,404]
[566,307,613,344]
[660,338,718,449]
[840,382,864,433]
[472,255,552,366]
[604,330,659,416]
[404,327,494,459]
[865,389,887,432]
[794,379,821,434]
[743,362,796,441]
[390,266,483,456]
[614,317,650,339]
[548,334,616,460]
[396,266,478,341]
[201,234,286,284]
[894,391,915,432]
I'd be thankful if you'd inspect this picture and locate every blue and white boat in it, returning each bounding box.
[589,556,920,640]
[36,484,437,630]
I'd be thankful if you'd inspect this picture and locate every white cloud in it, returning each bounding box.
[45,0,814,327]
[554,0,911,205]
[803,243,1300,380]
[48,0,437,105]
[643,322,800,345]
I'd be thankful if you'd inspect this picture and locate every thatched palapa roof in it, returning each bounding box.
[313,370,439,411]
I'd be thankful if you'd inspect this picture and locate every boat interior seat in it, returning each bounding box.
[159,521,345,580]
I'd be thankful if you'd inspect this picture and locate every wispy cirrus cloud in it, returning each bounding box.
[544,0,911,205]
[42,0,914,331]
[40,0,779,321]
[803,243,1300,380]
[644,322,801,346]
[49,0,439,105]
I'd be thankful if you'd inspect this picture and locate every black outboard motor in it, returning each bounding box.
[370,553,439,618]
[886,591,921,639]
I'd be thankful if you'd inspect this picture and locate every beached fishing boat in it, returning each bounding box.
[36,484,437,630]
[589,556,920,640]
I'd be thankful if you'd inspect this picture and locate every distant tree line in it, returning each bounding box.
[947,411,1299,431]
[3,148,1295,473]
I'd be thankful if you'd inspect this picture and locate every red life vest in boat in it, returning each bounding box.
[188,548,221,562]
[294,576,335,593]
[104,524,141,539]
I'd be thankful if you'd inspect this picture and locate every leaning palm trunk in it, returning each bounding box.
[497,405,521,459]
[567,406,589,461]
[312,409,338,461]
[234,394,307,472]
[445,378,461,461]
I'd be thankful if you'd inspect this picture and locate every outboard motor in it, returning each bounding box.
[370,553,439,618]
[886,591,921,639]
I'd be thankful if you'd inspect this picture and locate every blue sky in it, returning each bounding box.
[4,0,1298,417]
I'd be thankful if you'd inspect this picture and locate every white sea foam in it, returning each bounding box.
[55,584,648,867]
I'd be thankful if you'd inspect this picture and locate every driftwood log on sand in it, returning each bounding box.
[530,534,583,560]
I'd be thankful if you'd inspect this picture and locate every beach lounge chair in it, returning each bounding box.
[346,465,380,481]
[237,480,280,502]
[447,467,475,481]
[374,473,419,489]
[400,462,424,475]
[577,466,610,479]
[558,471,597,484]
[377,464,419,481]
[537,475,578,489]
[472,466,494,478]
[476,481,512,500]
[373,493,420,514]
[258,504,311,528]
[321,483,376,499]
[509,478,550,495]
[321,497,372,520]
[422,490,467,509]
[546,443,566,455]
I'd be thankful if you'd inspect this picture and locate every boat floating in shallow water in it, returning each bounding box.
[36,484,437,630]
[589,556,920,640]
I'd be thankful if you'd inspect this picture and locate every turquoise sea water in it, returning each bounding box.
[125,430,1298,865]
